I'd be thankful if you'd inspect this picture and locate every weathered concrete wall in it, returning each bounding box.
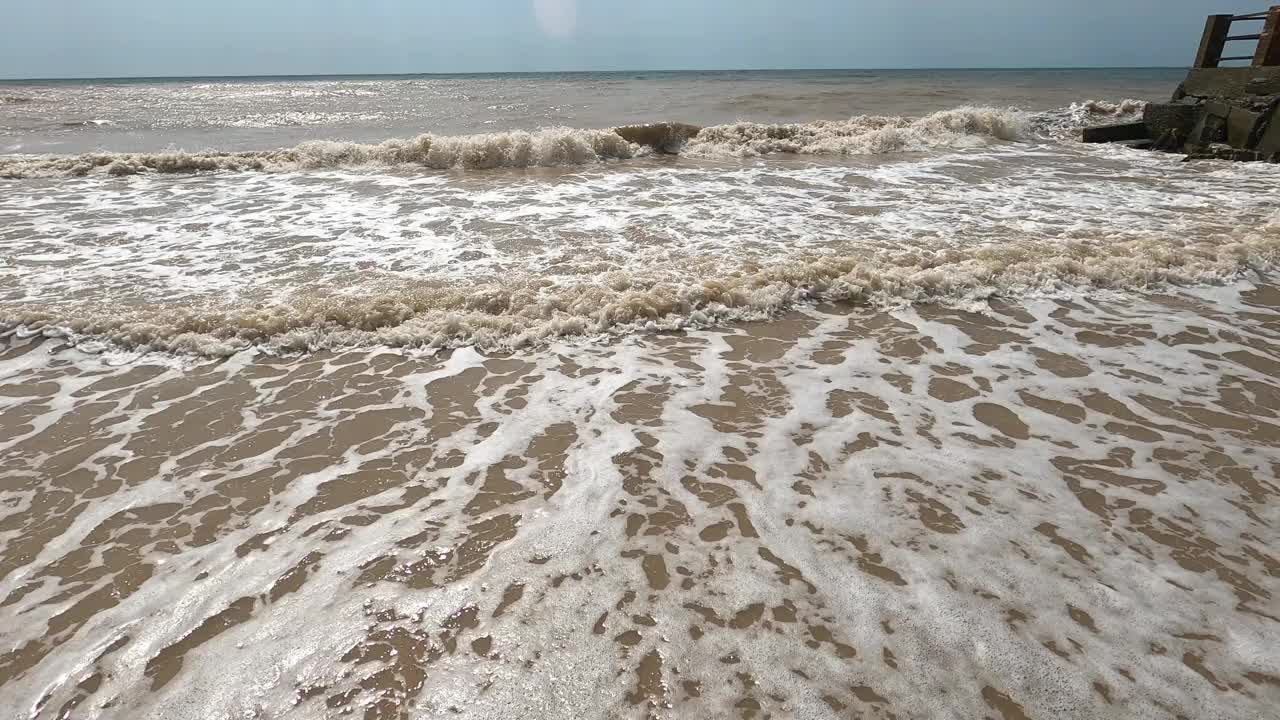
[1178,67,1280,99]
[1142,102,1200,138]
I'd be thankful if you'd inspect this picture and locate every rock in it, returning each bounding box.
[1081,122,1149,144]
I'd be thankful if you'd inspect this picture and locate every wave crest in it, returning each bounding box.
[686,107,1026,157]
[7,227,1277,357]
[1030,98,1147,138]
[0,104,1094,179]
[0,100,1155,179]
[0,127,643,179]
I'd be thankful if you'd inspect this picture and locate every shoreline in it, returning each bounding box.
[2,283,1277,717]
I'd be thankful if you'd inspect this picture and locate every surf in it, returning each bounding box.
[0,103,1145,179]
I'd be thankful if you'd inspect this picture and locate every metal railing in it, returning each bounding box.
[1194,6,1280,67]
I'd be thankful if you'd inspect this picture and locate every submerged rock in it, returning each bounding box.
[1182,143,1276,163]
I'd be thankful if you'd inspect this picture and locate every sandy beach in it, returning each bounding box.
[2,282,1278,718]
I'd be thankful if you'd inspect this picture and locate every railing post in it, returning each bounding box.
[1195,14,1234,68]
[1253,6,1280,66]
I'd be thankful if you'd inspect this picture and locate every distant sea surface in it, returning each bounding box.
[2,68,1279,720]
[1,68,1185,152]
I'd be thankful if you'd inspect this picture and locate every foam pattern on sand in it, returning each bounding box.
[1,283,1277,718]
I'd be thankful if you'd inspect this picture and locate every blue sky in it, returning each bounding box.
[0,1,1245,78]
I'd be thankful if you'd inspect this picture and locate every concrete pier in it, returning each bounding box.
[1085,6,1280,161]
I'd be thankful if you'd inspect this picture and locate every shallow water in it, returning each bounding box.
[1,70,1279,718]
[2,135,1279,355]
[2,285,1279,718]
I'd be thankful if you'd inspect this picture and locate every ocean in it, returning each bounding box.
[1,69,1278,719]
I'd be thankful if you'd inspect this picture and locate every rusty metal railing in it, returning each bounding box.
[1194,6,1280,67]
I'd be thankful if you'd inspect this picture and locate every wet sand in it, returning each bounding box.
[1,283,1277,719]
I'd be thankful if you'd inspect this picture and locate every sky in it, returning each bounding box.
[0,0,1252,79]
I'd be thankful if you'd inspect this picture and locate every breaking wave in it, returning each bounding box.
[0,127,642,178]
[0,103,1140,179]
[1030,98,1147,138]
[684,107,1026,157]
[5,227,1276,357]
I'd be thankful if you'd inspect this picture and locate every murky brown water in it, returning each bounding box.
[3,69,1279,719]
[1,69,1180,154]
[2,283,1277,719]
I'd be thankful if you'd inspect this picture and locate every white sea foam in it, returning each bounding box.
[1,283,1277,719]
[0,126,643,178]
[685,107,1027,157]
[1031,98,1147,138]
[4,227,1277,357]
[2,129,1277,356]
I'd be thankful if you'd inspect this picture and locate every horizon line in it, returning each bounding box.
[0,65,1189,83]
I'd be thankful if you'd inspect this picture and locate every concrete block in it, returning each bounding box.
[1256,104,1280,155]
[1142,103,1200,138]
[1081,122,1148,144]
[1182,67,1280,99]
[1202,101,1231,117]
[1226,108,1261,148]
[1189,109,1227,147]
[1246,75,1280,96]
